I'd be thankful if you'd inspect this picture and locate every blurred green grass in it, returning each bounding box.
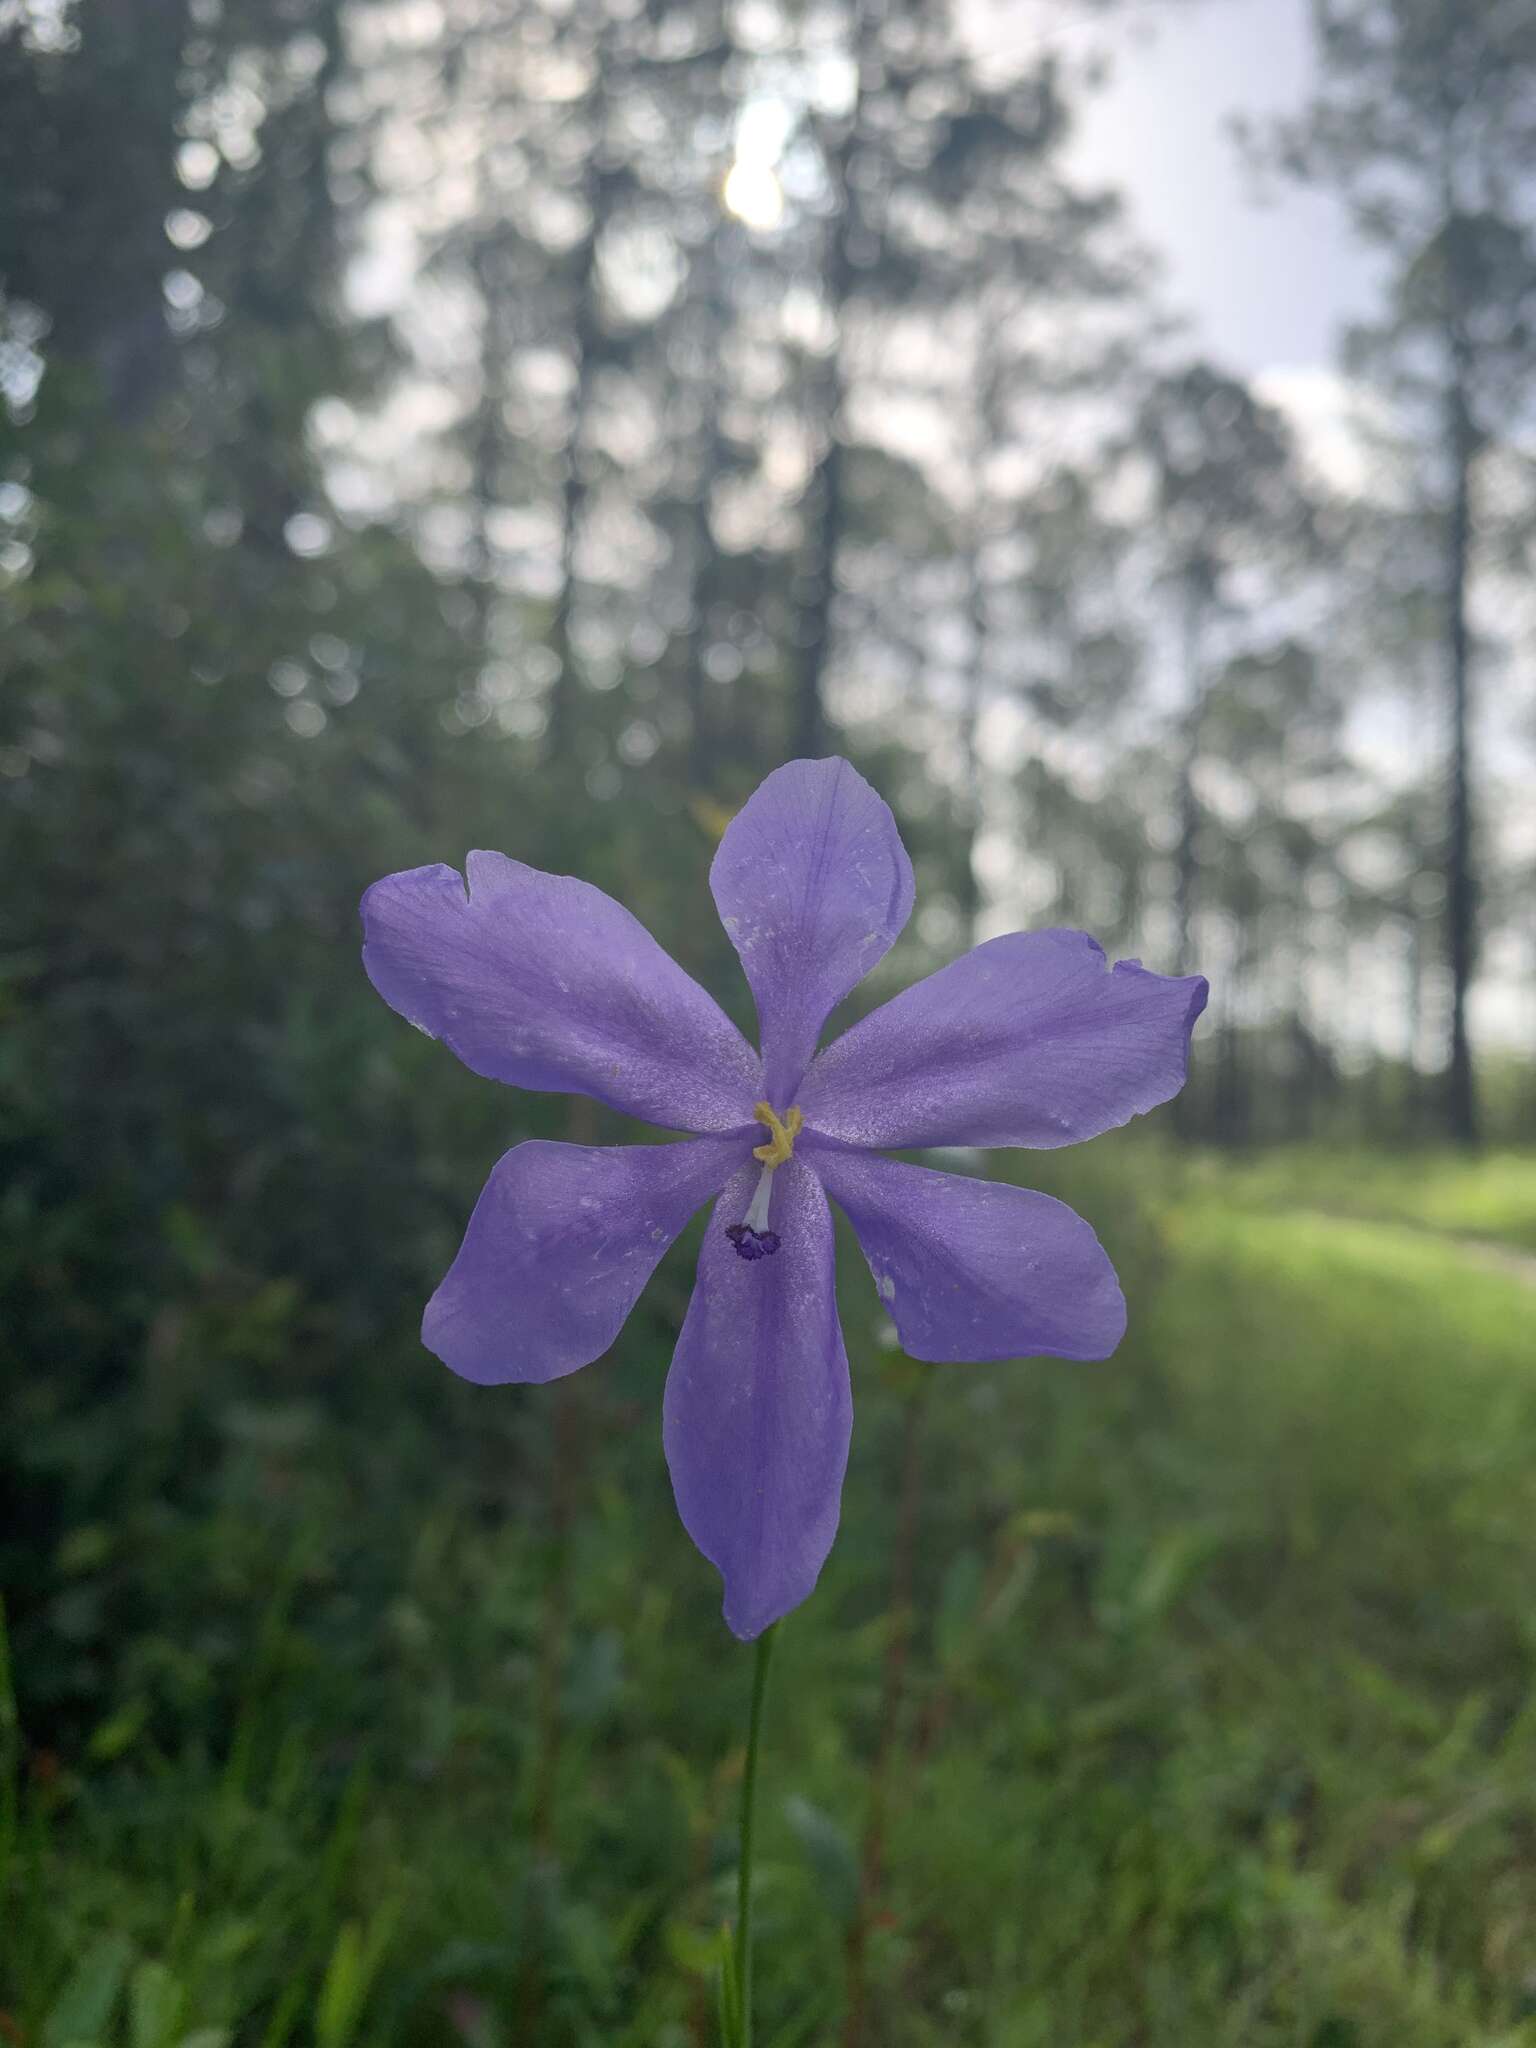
[1178,1146,1536,1253]
[5,1146,1536,2047]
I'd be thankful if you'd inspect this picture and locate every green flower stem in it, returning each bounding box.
[734,1620,778,2046]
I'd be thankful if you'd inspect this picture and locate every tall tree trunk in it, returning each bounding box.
[792,336,848,761]
[673,7,735,787]
[545,33,612,769]
[546,218,599,766]
[680,224,730,788]
[86,0,194,422]
[294,0,345,297]
[792,3,865,760]
[956,314,1005,945]
[1403,903,1425,1136]
[957,647,985,944]
[466,214,511,662]
[1443,366,1478,1146]
[1173,574,1206,978]
[956,485,989,943]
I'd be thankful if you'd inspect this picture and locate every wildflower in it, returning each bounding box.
[362,758,1207,1639]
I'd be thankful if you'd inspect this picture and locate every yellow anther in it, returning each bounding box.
[752,1101,803,1167]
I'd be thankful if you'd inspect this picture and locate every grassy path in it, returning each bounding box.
[1178,1148,1536,1256]
[1285,1206,1536,1290]
[1141,1195,1536,2029]
[1157,1199,1536,1420]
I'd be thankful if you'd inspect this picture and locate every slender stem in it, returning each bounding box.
[734,1621,778,2045]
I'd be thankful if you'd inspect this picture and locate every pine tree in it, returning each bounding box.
[1125,362,1316,978]
[1260,0,1536,1144]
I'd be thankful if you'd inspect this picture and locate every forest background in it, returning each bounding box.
[3,0,1536,2043]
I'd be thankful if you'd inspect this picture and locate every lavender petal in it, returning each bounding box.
[362,856,760,1132]
[664,1158,851,1639]
[711,759,915,1107]
[799,930,1208,1150]
[813,1146,1126,1362]
[424,1135,749,1384]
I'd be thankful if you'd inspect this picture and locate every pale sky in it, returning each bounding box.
[1014,0,1376,378]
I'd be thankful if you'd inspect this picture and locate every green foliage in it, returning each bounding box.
[4,1149,1536,2043]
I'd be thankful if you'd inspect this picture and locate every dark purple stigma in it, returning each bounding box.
[725,1224,781,1261]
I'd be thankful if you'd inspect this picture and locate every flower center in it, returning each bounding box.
[725,1101,804,1261]
[751,1101,802,1167]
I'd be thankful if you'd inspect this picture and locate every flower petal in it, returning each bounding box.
[710,758,915,1106]
[362,855,760,1132]
[813,1148,1125,1362]
[799,930,1208,1150]
[424,1135,748,1385]
[663,1158,851,1639]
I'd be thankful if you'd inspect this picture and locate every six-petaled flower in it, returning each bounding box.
[361,757,1208,1639]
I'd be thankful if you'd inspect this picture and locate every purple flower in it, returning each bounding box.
[362,758,1207,1639]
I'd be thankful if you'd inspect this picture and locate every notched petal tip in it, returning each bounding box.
[801,928,1212,1152]
[358,853,760,1131]
[1111,956,1210,1086]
